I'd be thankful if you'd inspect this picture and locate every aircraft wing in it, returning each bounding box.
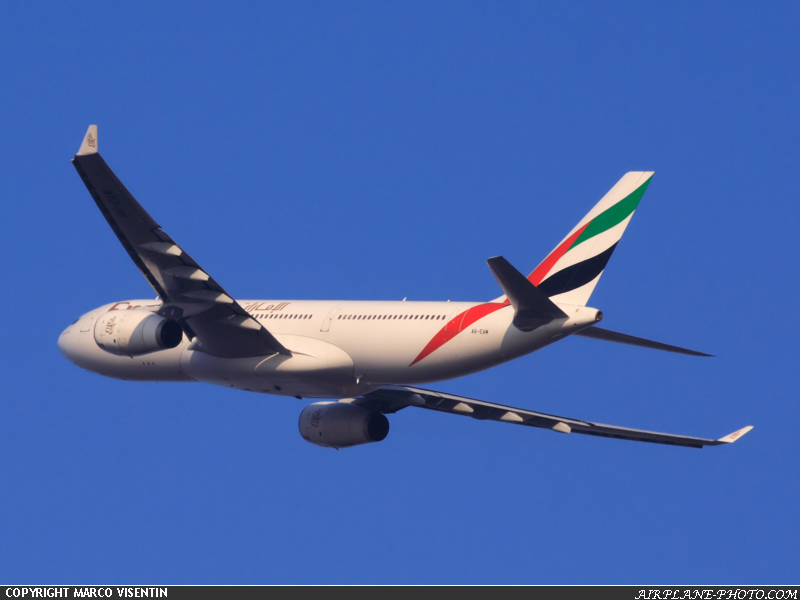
[361,386,751,448]
[71,125,289,359]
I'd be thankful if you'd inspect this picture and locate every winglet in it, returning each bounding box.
[717,426,753,444]
[77,125,98,156]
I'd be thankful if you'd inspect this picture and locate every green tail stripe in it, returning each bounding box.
[569,176,652,250]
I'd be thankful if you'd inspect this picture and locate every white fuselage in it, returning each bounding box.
[58,299,601,399]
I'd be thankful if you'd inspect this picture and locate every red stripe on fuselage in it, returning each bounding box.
[410,302,507,366]
[527,222,589,286]
[411,223,590,366]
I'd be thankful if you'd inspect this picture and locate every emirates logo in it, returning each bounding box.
[87,133,96,148]
[105,316,116,334]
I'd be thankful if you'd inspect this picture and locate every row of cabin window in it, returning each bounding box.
[338,314,445,321]
[249,313,446,322]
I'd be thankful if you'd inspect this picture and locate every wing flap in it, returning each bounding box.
[72,125,289,359]
[361,386,751,448]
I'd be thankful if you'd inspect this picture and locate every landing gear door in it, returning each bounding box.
[320,307,341,332]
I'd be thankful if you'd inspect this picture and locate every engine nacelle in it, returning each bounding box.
[299,401,389,449]
[94,310,183,356]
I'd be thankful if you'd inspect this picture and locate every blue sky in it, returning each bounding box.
[1,1,797,584]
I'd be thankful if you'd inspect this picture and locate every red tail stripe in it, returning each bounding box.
[527,222,589,286]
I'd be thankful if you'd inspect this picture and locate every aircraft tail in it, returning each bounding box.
[519,171,654,306]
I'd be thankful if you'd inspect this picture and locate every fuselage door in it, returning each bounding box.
[445,307,467,334]
[320,307,341,332]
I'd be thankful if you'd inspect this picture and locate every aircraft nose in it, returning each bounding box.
[58,322,80,364]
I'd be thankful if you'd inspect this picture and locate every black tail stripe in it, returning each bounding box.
[537,243,618,298]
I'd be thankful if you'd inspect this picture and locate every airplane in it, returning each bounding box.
[58,125,752,450]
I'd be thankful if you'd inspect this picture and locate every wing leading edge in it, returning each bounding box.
[71,125,289,359]
[361,386,752,448]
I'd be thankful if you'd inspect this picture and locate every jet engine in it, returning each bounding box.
[299,401,389,449]
[94,310,183,356]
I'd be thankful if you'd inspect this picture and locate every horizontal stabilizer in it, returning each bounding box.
[574,326,712,357]
[487,256,566,331]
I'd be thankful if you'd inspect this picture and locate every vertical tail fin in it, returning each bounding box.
[522,171,654,306]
